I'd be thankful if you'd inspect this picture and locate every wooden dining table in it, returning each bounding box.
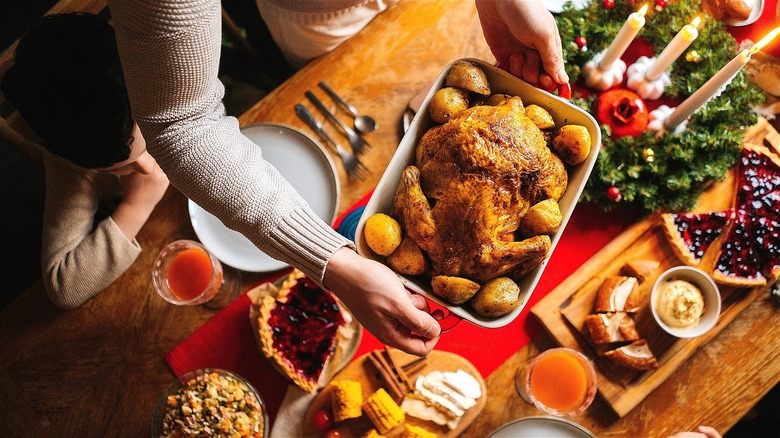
[2,1,779,436]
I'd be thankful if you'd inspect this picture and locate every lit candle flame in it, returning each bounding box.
[638,4,649,16]
[691,16,702,29]
[751,26,780,54]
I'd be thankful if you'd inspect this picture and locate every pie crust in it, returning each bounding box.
[661,144,780,287]
[258,269,346,393]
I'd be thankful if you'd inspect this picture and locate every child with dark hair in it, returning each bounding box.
[1,12,169,309]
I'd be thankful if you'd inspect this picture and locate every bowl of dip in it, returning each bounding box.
[650,266,721,338]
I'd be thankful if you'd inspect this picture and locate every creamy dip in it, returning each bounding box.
[656,280,705,329]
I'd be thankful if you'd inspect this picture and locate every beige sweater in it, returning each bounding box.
[41,153,141,309]
[108,0,352,288]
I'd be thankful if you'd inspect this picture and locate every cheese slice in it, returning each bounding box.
[401,369,482,430]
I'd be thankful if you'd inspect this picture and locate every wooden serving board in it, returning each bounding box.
[302,349,486,437]
[531,120,779,418]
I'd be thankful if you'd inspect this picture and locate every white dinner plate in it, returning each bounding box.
[488,416,596,438]
[188,123,340,272]
[542,0,589,13]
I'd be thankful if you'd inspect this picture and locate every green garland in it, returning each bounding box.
[558,0,765,212]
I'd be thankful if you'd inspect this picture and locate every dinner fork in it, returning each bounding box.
[295,103,370,181]
[305,91,371,156]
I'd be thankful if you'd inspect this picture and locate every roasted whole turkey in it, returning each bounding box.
[393,97,569,284]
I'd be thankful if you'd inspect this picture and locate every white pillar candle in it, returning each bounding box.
[664,26,780,130]
[646,16,701,81]
[600,5,649,70]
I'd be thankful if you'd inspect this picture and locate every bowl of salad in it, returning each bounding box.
[151,368,267,437]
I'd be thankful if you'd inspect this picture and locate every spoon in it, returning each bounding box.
[318,81,377,134]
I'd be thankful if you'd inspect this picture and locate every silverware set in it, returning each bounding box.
[296,81,375,180]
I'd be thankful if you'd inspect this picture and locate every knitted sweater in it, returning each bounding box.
[108,0,352,286]
[41,152,141,309]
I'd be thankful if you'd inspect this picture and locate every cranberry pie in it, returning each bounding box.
[662,145,780,287]
[258,269,347,393]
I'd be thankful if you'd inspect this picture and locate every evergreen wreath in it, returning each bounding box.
[557,0,765,212]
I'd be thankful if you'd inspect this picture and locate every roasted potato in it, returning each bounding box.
[551,125,591,165]
[486,93,515,106]
[387,237,430,275]
[364,213,402,256]
[429,87,469,124]
[445,60,491,95]
[430,275,481,305]
[519,199,563,237]
[525,104,555,130]
[470,277,521,317]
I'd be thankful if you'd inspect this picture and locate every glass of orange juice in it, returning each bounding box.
[152,239,241,308]
[515,347,597,417]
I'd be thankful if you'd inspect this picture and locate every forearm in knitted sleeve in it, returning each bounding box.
[108,0,353,284]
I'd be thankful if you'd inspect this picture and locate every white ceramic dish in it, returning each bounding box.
[189,123,339,272]
[487,416,596,438]
[355,58,601,328]
[650,266,722,338]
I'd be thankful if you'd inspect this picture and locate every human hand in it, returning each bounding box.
[324,247,441,356]
[475,0,568,92]
[112,155,169,239]
[668,426,722,438]
[119,156,170,209]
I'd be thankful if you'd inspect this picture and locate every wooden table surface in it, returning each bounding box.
[1,1,778,436]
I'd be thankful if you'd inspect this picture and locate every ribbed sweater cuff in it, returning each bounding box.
[265,208,354,287]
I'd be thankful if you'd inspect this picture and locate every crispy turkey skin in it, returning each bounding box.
[393,97,567,283]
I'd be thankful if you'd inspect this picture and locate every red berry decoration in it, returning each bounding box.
[655,0,668,7]
[603,0,615,8]
[312,409,333,430]
[575,36,587,48]
[607,186,622,202]
[596,89,649,138]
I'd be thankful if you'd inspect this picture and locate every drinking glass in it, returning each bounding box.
[515,347,597,417]
[151,239,241,308]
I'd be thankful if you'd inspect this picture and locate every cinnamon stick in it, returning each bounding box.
[383,346,413,391]
[367,351,406,402]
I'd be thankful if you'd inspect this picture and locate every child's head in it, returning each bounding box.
[1,12,135,169]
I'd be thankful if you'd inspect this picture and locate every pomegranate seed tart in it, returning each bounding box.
[257,269,352,393]
[662,144,780,287]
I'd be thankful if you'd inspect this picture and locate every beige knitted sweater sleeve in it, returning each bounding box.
[41,154,141,309]
[108,0,352,285]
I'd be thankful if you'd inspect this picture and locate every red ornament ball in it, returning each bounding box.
[607,186,622,202]
[575,36,587,48]
[655,0,668,7]
[603,0,615,8]
[596,88,649,138]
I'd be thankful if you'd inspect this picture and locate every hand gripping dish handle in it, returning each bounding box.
[406,287,463,332]
[431,307,463,332]
[495,60,571,100]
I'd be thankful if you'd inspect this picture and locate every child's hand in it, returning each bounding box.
[112,155,169,239]
[119,158,169,209]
